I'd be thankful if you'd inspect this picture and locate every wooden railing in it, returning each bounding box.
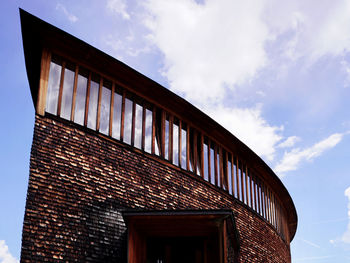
[41,52,290,243]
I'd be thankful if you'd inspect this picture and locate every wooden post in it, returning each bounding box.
[84,72,91,127]
[186,125,190,171]
[193,129,197,175]
[231,154,235,197]
[151,106,156,154]
[120,91,126,142]
[37,48,51,116]
[109,83,115,137]
[214,144,218,186]
[70,65,79,121]
[178,120,182,168]
[200,134,204,178]
[208,140,212,184]
[161,110,166,158]
[57,61,66,116]
[131,101,136,147]
[236,158,240,200]
[141,105,146,151]
[169,115,173,162]
[96,78,103,131]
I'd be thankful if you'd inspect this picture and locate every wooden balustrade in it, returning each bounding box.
[43,53,290,242]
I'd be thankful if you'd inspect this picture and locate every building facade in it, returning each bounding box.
[20,9,297,263]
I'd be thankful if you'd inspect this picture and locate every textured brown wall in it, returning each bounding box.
[20,114,291,262]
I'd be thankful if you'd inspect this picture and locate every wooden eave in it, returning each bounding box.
[19,8,297,240]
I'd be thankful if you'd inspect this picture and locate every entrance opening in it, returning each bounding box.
[123,210,239,263]
[146,236,220,263]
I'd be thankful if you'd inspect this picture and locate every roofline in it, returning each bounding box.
[19,8,297,240]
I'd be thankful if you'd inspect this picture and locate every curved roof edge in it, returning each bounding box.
[19,8,297,240]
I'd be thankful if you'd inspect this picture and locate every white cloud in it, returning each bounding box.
[107,0,130,20]
[207,105,283,161]
[56,3,78,23]
[274,133,344,176]
[278,136,300,148]
[0,240,18,263]
[341,186,350,243]
[143,0,269,104]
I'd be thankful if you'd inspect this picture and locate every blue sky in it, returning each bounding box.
[1,0,350,262]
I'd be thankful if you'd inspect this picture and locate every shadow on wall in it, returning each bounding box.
[84,199,128,262]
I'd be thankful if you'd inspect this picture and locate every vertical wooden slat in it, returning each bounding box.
[200,134,204,178]
[109,83,115,137]
[131,101,136,147]
[219,147,224,189]
[57,61,66,116]
[264,185,268,221]
[161,110,166,158]
[141,105,146,151]
[193,129,197,175]
[231,154,235,197]
[84,72,91,127]
[268,189,272,224]
[219,147,228,190]
[70,65,79,121]
[266,187,270,223]
[151,106,156,154]
[225,151,229,191]
[214,144,218,186]
[257,179,262,215]
[245,166,249,205]
[249,171,253,208]
[186,125,190,171]
[120,91,126,142]
[240,162,245,203]
[236,157,240,200]
[253,175,257,212]
[208,140,212,184]
[37,48,51,116]
[178,120,182,168]
[168,115,173,163]
[96,78,103,131]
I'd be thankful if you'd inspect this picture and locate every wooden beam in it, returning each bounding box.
[193,129,197,175]
[231,154,235,197]
[200,134,204,179]
[141,105,146,151]
[219,147,224,189]
[57,61,66,116]
[249,170,253,208]
[120,90,126,142]
[70,64,79,121]
[161,110,166,158]
[178,120,182,168]
[109,83,115,137]
[37,48,51,116]
[84,72,91,127]
[208,140,212,184]
[257,178,261,215]
[151,106,156,154]
[245,166,249,205]
[131,100,136,147]
[186,125,190,171]
[214,144,218,186]
[96,78,103,131]
[168,114,173,163]
[236,157,240,200]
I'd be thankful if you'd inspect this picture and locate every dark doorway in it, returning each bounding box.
[146,236,219,263]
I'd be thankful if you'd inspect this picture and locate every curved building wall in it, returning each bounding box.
[21,115,290,262]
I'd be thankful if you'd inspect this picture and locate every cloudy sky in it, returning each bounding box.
[1,0,350,262]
